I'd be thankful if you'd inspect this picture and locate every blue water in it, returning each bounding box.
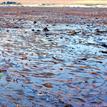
[0,19,107,106]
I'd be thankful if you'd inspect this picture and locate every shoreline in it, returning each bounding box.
[0,4,107,8]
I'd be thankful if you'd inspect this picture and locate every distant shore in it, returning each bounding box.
[0,4,107,8]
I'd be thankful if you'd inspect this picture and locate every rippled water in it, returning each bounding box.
[0,19,107,107]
